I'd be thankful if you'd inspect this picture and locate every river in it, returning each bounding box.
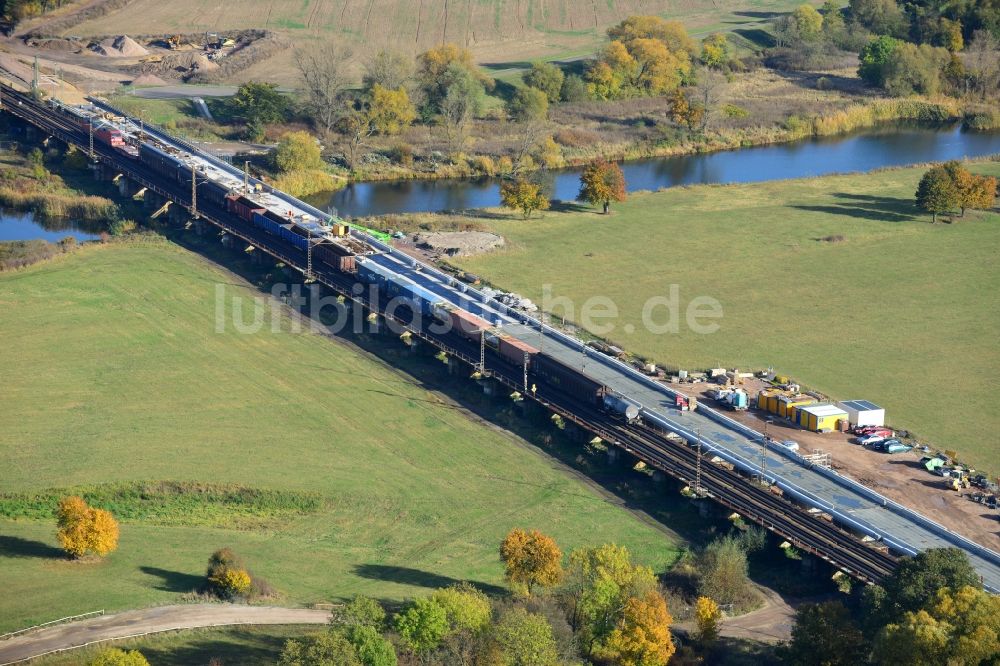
[0,209,101,242]
[310,123,1000,218]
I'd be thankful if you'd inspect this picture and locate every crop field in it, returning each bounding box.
[0,241,680,633]
[66,0,805,63]
[452,162,1000,471]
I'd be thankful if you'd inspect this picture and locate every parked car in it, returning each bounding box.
[853,425,894,438]
[881,438,903,449]
[857,434,886,446]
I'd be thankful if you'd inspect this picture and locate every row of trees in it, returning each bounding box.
[915,160,997,222]
[781,548,999,665]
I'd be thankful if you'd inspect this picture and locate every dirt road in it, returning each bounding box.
[0,604,330,665]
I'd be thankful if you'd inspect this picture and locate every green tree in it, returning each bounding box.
[507,86,549,122]
[873,586,1000,666]
[431,583,492,634]
[278,631,361,666]
[345,625,397,666]
[848,0,907,37]
[781,601,867,666]
[395,597,450,654]
[563,543,657,656]
[273,131,324,173]
[438,62,486,152]
[821,1,849,45]
[500,179,550,219]
[416,43,489,112]
[490,607,560,666]
[882,42,949,95]
[880,547,980,613]
[916,165,961,222]
[89,648,150,666]
[524,62,565,103]
[698,535,753,607]
[340,595,387,629]
[858,35,901,86]
[578,160,627,214]
[229,81,288,126]
[560,74,590,102]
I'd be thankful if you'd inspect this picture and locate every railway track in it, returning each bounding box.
[2,84,901,585]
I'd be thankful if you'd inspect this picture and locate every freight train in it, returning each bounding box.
[355,255,642,422]
[49,99,367,271]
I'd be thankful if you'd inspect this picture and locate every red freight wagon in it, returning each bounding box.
[445,308,491,340]
[496,335,539,367]
[225,194,264,223]
[94,127,124,147]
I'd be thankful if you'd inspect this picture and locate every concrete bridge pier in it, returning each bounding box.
[481,378,497,397]
[607,446,621,466]
[698,501,712,518]
[652,470,666,484]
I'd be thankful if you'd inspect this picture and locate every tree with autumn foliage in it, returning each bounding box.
[206,548,253,599]
[500,528,563,594]
[601,590,675,666]
[578,160,627,214]
[56,496,119,559]
[943,161,997,216]
[587,16,694,100]
[694,596,722,644]
[500,179,549,219]
[563,543,659,658]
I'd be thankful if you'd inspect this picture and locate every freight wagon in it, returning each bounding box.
[603,393,641,421]
[436,307,491,341]
[484,332,539,367]
[531,353,606,405]
[225,194,264,223]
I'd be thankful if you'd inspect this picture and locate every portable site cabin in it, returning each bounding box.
[796,403,849,432]
[779,395,816,420]
[838,399,885,427]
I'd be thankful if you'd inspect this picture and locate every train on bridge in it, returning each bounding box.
[6,83,1000,591]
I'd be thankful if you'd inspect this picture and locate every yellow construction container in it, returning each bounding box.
[796,404,849,432]
[756,391,772,410]
[779,395,816,419]
[330,223,349,236]
[766,394,779,414]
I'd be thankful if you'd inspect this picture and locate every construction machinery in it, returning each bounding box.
[167,35,181,50]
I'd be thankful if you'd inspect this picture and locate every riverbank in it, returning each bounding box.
[0,145,118,223]
[389,161,1000,473]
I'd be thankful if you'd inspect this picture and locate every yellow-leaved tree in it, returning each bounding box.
[500,528,563,594]
[695,595,722,644]
[603,590,676,666]
[56,496,119,559]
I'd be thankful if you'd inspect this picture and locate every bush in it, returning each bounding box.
[205,547,254,599]
[273,131,324,173]
[722,104,749,118]
[472,155,497,176]
[389,143,414,166]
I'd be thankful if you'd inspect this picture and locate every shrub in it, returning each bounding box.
[89,648,150,666]
[56,496,119,559]
[472,155,497,176]
[722,104,749,118]
[390,143,414,166]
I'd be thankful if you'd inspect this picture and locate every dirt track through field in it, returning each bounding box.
[0,605,330,665]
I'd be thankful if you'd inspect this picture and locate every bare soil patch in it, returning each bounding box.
[689,377,1000,553]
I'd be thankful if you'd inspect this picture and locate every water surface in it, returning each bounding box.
[311,124,1000,217]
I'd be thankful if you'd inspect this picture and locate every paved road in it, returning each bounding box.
[0,605,331,665]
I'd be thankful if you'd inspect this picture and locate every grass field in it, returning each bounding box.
[451,162,1000,471]
[0,240,680,633]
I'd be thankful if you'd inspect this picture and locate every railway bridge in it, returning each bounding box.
[4,83,999,591]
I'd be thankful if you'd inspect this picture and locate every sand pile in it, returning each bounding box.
[190,54,219,72]
[411,231,505,257]
[94,35,148,57]
[130,73,168,86]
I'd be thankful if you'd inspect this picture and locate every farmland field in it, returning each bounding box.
[451,162,1000,471]
[0,240,680,633]
[64,0,806,62]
